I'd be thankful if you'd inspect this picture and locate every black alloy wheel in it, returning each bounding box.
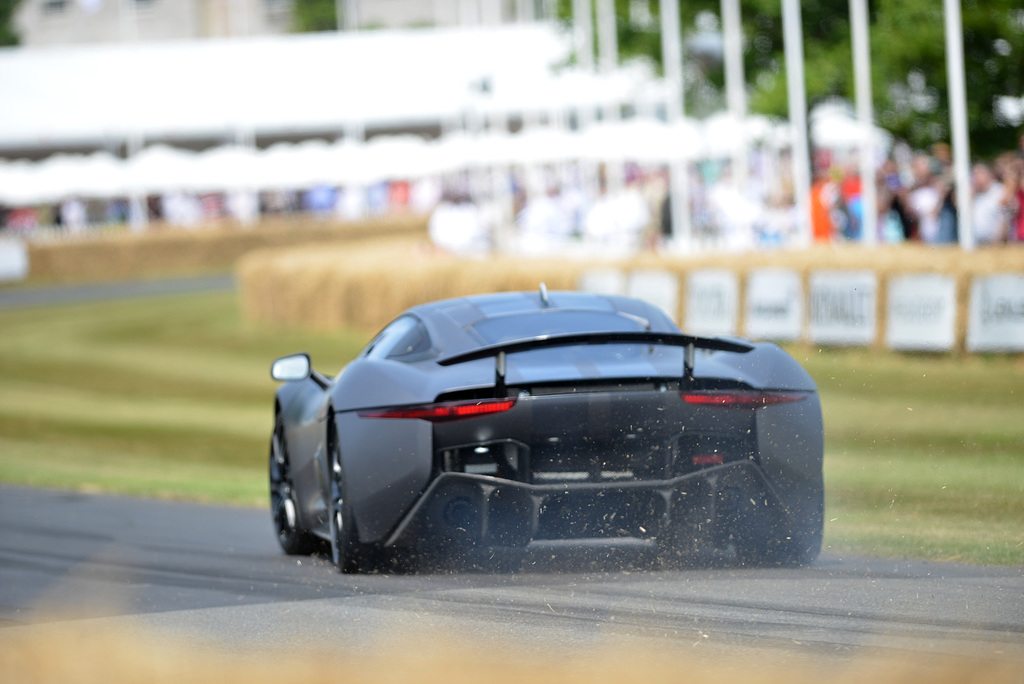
[269,418,318,555]
[327,435,374,574]
[733,495,823,568]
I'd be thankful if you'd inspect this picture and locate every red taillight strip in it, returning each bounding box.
[681,390,807,408]
[359,398,517,422]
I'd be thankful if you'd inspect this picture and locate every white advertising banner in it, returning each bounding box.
[0,239,28,282]
[627,269,680,322]
[967,274,1024,352]
[744,269,803,341]
[808,271,877,345]
[886,274,957,351]
[577,268,626,296]
[685,269,738,337]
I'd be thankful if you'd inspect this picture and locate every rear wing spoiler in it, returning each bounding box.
[438,331,754,394]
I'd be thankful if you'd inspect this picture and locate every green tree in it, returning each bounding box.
[559,0,1024,157]
[292,0,338,33]
[872,0,1024,157]
[1,0,21,46]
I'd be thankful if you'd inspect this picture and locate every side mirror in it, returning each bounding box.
[270,353,311,382]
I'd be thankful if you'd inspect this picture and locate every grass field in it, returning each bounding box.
[0,292,362,505]
[0,291,1021,564]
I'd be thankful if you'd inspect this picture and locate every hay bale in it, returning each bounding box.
[238,239,585,332]
[237,240,1024,352]
[24,215,427,284]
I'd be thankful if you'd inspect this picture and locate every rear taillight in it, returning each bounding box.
[681,390,806,408]
[359,398,517,422]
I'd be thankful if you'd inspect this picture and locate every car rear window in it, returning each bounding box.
[364,316,433,361]
[471,311,645,344]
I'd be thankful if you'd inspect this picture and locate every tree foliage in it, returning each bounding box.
[1,0,21,46]
[871,0,1024,156]
[557,0,1024,157]
[292,0,338,33]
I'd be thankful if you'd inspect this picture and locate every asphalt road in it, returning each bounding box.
[0,274,235,309]
[1,485,1021,662]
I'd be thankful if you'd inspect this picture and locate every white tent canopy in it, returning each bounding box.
[810,101,891,151]
[0,22,792,157]
[0,114,805,204]
[0,24,628,150]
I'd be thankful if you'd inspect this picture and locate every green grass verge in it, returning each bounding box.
[0,292,363,505]
[792,347,1024,565]
[0,292,1021,564]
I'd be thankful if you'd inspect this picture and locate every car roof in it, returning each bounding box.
[406,290,680,356]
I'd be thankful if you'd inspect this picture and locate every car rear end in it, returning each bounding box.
[377,373,821,562]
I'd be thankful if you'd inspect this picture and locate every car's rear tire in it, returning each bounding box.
[269,418,319,556]
[736,493,823,568]
[328,428,379,574]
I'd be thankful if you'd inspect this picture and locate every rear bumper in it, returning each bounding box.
[383,460,783,549]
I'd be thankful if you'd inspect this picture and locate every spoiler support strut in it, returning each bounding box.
[495,351,507,396]
[684,342,696,385]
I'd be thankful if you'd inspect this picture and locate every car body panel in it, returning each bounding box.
[270,290,824,560]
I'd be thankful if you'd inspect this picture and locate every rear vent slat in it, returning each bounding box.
[528,382,658,396]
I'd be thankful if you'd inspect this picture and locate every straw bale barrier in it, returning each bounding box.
[23,214,426,284]
[238,239,593,332]
[238,239,1024,350]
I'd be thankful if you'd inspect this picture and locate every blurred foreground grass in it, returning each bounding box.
[2,623,1020,684]
[0,291,1021,564]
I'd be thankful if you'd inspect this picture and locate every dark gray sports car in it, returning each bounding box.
[268,288,823,573]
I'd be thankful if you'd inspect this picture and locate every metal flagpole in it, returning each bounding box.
[573,0,595,72]
[127,132,147,232]
[516,0,534,22]
[721,0,747,190]
[596,0,623,194]
[596,0,618,76]
[661,0,692,247]
[541,0,557,22]
[231,0,250,35]
[572,0,599,201]
[482,0,502,25]
[782,0,811,247]
[943,0,974,250]
[118,0,144,228]
[118,0,138,41]
[573,0,595,128]
[849,0,877,245]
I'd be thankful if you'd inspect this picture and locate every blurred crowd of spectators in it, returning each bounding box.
[0,179,442,235]
[811,134,1024,246]
[430,152,811,256]
[3,132,1023,254]
[431,131,1024,256]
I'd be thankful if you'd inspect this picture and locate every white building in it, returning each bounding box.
[13,0,554,47]
[353,0,554,29]
[14,0,294,46]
